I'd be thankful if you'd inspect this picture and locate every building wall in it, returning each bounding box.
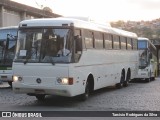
[3,9,21,26]
[0,0,61,27]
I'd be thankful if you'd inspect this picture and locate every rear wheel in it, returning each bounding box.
[123,70,130,87]
[116,70,125,89]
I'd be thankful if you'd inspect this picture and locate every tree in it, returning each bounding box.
[156,29,160,38]
[142,27,153,39]
[43,7,52,13]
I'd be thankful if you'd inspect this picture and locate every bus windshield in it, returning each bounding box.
[15,28,73,64]
[0,29,17,66]
[138,40,147,49]
[139,50,148,69]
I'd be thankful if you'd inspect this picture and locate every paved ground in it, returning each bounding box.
[0,77,160,119]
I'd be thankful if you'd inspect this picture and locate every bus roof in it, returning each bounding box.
[0,26,18,30]
[138,37,149,41]
[19,17,137,39]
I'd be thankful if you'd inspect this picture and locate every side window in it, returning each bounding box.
[104,34,112,49]
[74,29,82,52]
[75,29,81,36]
[133,39,138,50]
[74,29,82,62]
[94,32,103,49]
[120,36,127,50]
[113,35,120,49]
[84,30,94,49]
[127,38,132,50]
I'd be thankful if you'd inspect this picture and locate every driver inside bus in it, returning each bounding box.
[57,43,70,56]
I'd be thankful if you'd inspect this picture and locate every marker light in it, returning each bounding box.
[56,77,73,85]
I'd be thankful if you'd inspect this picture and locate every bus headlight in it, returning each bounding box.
[13,76,23,82]
[56,77,73,85]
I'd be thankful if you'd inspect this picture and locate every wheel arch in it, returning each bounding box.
[87,73,94,92]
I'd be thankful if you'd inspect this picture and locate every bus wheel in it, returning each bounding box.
[152,71,156,81]
[123,81,128,87]
[35,95,45,101]
[79,80,89,101]
[123,70,130,87]
[115,83,122,89]
[145,78,151,83]
[116,70,125,89]
[8,82,12,87]
[145,71,151,82]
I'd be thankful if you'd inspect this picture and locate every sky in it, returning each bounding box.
[11,0,160,22]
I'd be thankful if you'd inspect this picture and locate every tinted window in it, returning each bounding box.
[84,30,93,49]
[120,36,126,50]
[104,34,112,49]
[138,40,147,49]
[113,35,120,49]
[127,38,132,50]
[94,32,103,49]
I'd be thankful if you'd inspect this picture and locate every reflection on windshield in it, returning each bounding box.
[15,28,73,63]
[0,34,17,66]
[139,50,148,69]
[138,40,147,49]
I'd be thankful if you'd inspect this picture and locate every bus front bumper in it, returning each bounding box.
[12,82,76,97]
[0,74,13,82]
[135,70,149,79]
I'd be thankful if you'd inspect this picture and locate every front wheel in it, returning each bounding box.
[79,80,89,101]
[145,78,151,83]
[8,81,12,87]
[145,71,151,83]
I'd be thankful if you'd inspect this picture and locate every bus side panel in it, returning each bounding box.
[69,49,138,94]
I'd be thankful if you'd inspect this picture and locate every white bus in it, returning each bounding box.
[12,17,138,100]
[135,37,157,82]
[0,26,17,86]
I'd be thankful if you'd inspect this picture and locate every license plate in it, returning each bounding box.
[1,76,7,79]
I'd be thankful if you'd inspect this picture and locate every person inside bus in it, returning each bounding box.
[57,43,70,56]
[42,42,57,62]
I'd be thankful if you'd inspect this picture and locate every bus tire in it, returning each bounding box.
[145,71,151,82]
[152,71,156,81]
[116,83,122,89]
[123,69,130,87]
[79,80,89,101]
[123,81,128,87]
[35,95,45,101]
[8,82,12,87]
[145,78,151,82]
[116,70,125,89]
